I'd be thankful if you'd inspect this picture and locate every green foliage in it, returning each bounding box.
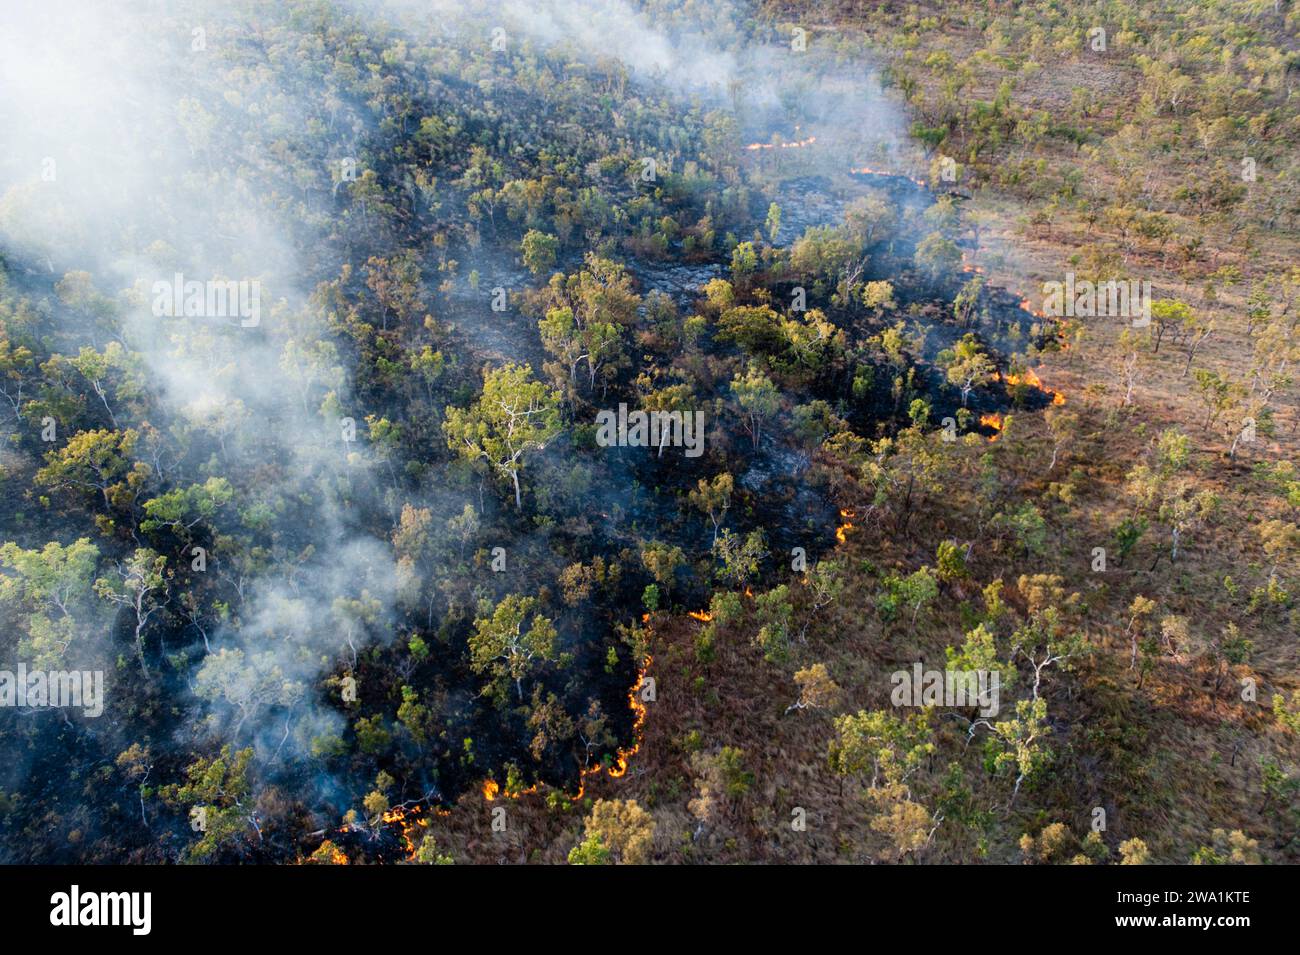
[443,363,562,509]
[469,594,558,704]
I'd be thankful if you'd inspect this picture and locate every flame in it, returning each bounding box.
[849,166,927,187]
[746,134,817,150]
[1019,297,1046,318]
[305,840,349,865]
[574,654,654,789]
[999,368,1042,389]
[688,609,713,622]
[997,367,1066,406]
[744,585,754,598]
[836,507,856,543]
[308,653,658,863]
[607,656,652,777]
[980,413,1003,440]
[382,804,431,855]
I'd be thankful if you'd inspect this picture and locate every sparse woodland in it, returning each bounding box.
[0,0,1296,866]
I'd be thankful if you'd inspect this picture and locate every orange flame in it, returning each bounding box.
[1019,297,1046,318]
[310,652,658,862]
[849,166,927,187]
[688,609,713,622]
[574,654,654,790]
[607,656,651,777]
[836,508,856,543]
[746,135,817,151]
[980,412,1003,440]
[382,804,431,855]
[998,367,1066,405]
[999,368,1042,389]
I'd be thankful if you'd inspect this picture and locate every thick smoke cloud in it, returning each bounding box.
[0,0,912,790]
[0,0,397,772]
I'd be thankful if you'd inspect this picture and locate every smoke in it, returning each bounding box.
[381,0,743,91]
[367,0,911,165]
[0,0,398,779]
[0,0,919,840]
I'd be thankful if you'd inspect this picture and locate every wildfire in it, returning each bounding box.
[998,368,1041,389]
[836,508,856,544]
[849,166,927,187]
[305,838,350,865]
[308,648,658,864]
[997,367,1066,406]
[474,776,539,806]
[955,250,987,275]
[1019,297,1046,318]
[688,609,713,622]
[746,134,817,151]
[608,656,652,777]
[980,412,1003,439]
[575,654,654,788]
[382,804,430,855]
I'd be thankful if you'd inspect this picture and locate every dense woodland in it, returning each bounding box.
[0,0,1296,864]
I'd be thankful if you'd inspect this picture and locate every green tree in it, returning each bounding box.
[731,367,780,449]
[712,528,767,588]
[688,473,733,545]
[988,697,1052,805]
[444,363,562,509]
[573,798,655,864]
[938,333,995,406]
[469,594,557,703]
[36,428,147,512]
[520,229,559,276]
[159,745,258,862]
[94,548,169,675]
[830,709,935,789]
[914,231,962,278]
[0,538,100,668]
[141,477,234,537]
[765,202,782,242]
